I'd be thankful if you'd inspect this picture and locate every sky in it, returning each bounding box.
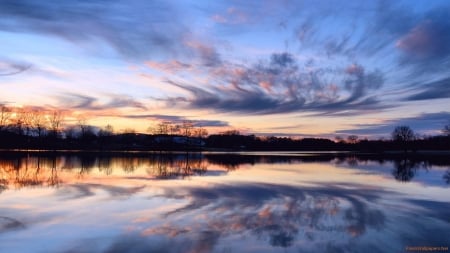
[1,0,449,138]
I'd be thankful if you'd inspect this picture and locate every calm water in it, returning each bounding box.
[0,151,449,253]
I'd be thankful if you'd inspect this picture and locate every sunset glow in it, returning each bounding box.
[1,0,449,137]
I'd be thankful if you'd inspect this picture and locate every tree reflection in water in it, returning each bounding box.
[0,156,62,190]
[392,158,432,182]
[0,152,219,190]
[0,152,450,190]
[444,169,450,184]
[392,159,419,182]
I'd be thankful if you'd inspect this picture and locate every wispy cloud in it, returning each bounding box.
[336,112,450,137]
[0,0,188,60]
[406,77,450,101]
[1,0,449,136]
[396,8,450,71]
[162,52,385,115]
[0,59,31,76]
[123,114,229,127]
[211,7,248,25]
[55,93,147,111]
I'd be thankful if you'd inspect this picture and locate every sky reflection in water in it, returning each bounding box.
[0,152,449,253]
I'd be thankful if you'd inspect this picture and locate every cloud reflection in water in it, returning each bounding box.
[0,152,449,253]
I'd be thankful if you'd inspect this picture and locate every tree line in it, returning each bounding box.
[0,105,449,151]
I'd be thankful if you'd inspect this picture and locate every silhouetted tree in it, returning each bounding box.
[392,126,415,151]
[0,105,11,131]
[180,121,193,137]
[347,135,359,144]
[169,123,180,135]
[156,122,170,135]
[64,126,78,140]
[443,124,450,136]
[48,110,63,138]
[392,126,415,142]
[193,127,208,139]
[31,110,47,138]
[335,136,344,143]
[98,124,114,148]
[78,117,96,140]
[221,129,240,135]
[98,124,114,137]
[122,128,136,134]
[9,108,26,135]
[20,108,34,136]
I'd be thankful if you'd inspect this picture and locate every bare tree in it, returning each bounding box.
[347,135,359,144]
[151,121,180,135]
[221,129,240,135]
[21,108,34,136]
[334,136,344,143]
[0,105,11,131]
[180,121,193,137]
[156,121,170,135]
[122,128,136,134]
[392,126,415,142]
[98,124,114,137]
[48,110,64,138]
[31,110,47,138]
[443,124,450,136]
[169,123,180,135]
[193,127,208,139]
[64,126,78,140]
[392,126,415,152]
[77,117,95,140]
[11,108,27,135]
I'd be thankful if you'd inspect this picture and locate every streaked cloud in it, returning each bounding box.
[406,77,450,101]
[1,0,449,137]
[55,93,147,111]
[0,0,188,60]
[336,112,450,137]
[396,9,450,69]
[163,52,385,115]
[0,59,31,76]
[124,114,229,127]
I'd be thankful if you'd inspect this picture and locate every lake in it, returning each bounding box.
[0,151,449,253]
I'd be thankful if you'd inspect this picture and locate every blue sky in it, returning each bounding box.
[1,0,449,138]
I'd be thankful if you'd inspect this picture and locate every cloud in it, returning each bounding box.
[0,0,189,60]
[396,8,450,69]
[61,179,450,252]
[292,1,401,58]
[336,111,450,137]
[291,1,450,75]
[163,52,385,115]
[0,1,228,67]
[183,39,223,67]
[0,59,31,76]
[343,64,383,102]
[123,114,229,127]
[159,182,388,248]
[146,60,192,74]
[106,95,147,110]
[0,216,26,233]
[58,184,145,200]
[406,77,450,101]
[209,1,293,29]
[55,93,147,111]
[211,7,248,25]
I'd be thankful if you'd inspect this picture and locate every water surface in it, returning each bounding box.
[1,151,449,253]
